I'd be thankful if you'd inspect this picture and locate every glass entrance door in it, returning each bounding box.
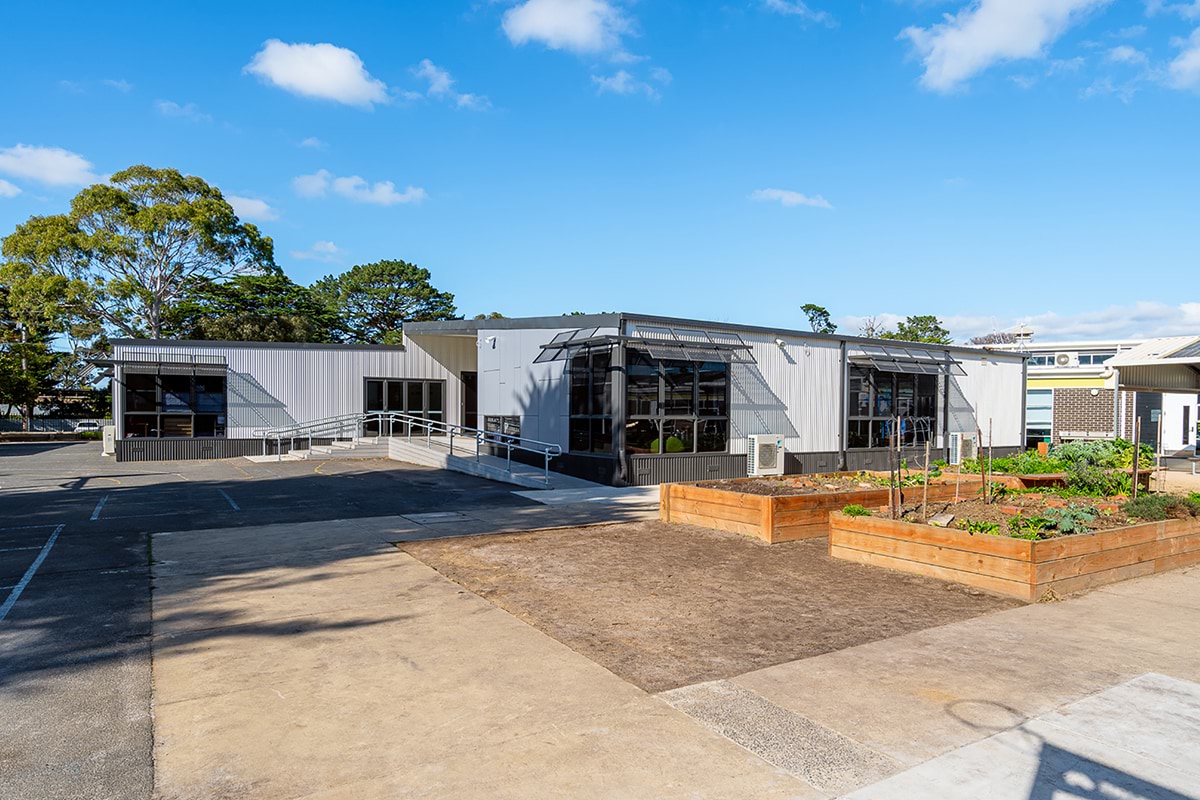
[364,378,446,436]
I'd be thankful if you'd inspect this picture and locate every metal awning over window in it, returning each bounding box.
[849,344,964,376]
[534,325,756,364]
[96,351,228,375]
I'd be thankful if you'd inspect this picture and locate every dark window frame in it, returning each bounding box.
[121,371,227,439]
[624,348,730,457]
[568,350,614,455]
[847,366,938,450]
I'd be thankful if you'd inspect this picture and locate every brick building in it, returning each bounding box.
[991,338,1199,455]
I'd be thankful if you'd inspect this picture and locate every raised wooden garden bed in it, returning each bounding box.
[828,511,1200,602]
[659,474,984,544]
[943,469,1152,491]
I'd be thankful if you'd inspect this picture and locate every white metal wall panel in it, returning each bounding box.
[113,337,475,438]
[950,353,1026,447]
[476,326,617,448]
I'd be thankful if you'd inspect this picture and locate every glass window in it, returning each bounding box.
[847,368,938,449]
[625,349,729,456]
[697,419,728,452]
[407,382,424,416]
[626,352,660,416]
[122,373,227,439]
[386,381,404,412]
[194,376,226,413]
[697,362,728,416]
[124,414,158,438]
[589,418,613,454]
[625,419,660,455]
[366,380,385,412]
[662,362,695,415]
[125,373,157,412]
[569,350,614,453]
[427,382,444,420]
[160,375,192,412]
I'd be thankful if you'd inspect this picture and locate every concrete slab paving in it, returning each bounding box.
[151,517,816,800]
[730,567,1200,774]
[660,679,899,795]
[844,673,1200,799]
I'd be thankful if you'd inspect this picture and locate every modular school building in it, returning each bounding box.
[106,313,1027,485]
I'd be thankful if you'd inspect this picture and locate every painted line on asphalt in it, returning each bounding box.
[0,524,64,624]
[0,524,63,532]
[218,489,240,511]
[89,494,110,521]
[0,545,44,552]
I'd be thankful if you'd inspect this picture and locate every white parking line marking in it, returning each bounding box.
[0,524,64,624]
[90,494,110,521]
[0,545,43,552]
[218,489,240,511]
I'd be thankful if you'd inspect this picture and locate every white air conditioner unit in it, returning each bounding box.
[1055,352,1079,367]
[102,425,116,457]
[747,434,785,476]
[948,432,977,466]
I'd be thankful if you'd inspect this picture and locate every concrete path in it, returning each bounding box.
[661,566,1200,797]
[150,515,812,799]
[845,673,1200,799]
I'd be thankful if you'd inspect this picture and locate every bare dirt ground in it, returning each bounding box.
[698,474,883,496]
[401,520,1021,693]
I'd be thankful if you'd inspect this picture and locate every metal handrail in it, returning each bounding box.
[252,411,563,482]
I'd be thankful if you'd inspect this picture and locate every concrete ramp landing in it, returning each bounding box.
[387,436,598,491]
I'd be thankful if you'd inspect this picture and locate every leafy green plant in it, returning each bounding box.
[1122,494,1200,522]
[79,431,102,440]
[1043,505,1099,535]
[1064,463,1131,497]
[963,519,1000,535]
[842,504,872,517]
[933,459,948,469]
[1008,513,1052,539]
[1052,438,1153,470]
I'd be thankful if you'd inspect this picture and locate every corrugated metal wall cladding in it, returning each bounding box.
[626,454,747,485]
[1119,365,1200,392]
[113,338,477,437]
[953,355,1025,446]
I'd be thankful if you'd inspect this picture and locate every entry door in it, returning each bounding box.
[1135,392,1163,453]
[461,372,478,430]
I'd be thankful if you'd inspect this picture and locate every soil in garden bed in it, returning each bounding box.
[697,474,885,497]
[895,495,1136,536]
[401,520,1019,693]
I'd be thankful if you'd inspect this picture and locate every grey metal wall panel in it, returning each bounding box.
[113,337,476,439]
[626,454,748,485]
[951,353,1026,447]
[115,438,265,462]
[476,326,618,449]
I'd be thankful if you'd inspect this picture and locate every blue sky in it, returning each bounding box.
[1,0,1198,342]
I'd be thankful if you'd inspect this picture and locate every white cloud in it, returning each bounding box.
[156,100,212,123]
[1047,56,1086,74]
[592,70,659,99]
[649,66,673,85]
[1146,0,1200,20]
[0,144,101,186]
[1115,24,1147,38]
[291,240,341,262]
[226,195,280,222]
[292,169,426,205]
[244,39,389,108]
[762,0,835,26]
[103,78,133,92]
[298,136,327,149]
[412,59,491,110]
[0,179,21,198]
[1168,28,1200,88]
[843,302,1200,342]
[58,80,84,94]
[1107,44,1148,64]
[502,0,631,54]
[900,0,1113,92]
[750,188,833,209]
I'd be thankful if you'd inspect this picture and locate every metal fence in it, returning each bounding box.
[0,417,112,433]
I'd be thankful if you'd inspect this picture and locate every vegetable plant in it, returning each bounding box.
[842,504,872,517]
[1042,505,1099,535]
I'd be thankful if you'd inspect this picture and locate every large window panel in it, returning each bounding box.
[625,348,729,456]
[626,352,660,417]
[122,372,227,439]
[569,350,614,454]
[847,367,938,449]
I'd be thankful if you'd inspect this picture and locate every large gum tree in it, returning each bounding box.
[1,165,275,338]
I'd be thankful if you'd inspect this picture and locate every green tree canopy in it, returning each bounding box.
[881,315,954,345]
[800,303,837,334]
[1,165,275,338]
[0,280,64,429]
[311,259,457,345]
[168,272,339,343]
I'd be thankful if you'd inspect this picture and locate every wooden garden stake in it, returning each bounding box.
[1131,417,1141,500]
[921,440,931,521]
[987,418,994,504]
[977,426,985,503]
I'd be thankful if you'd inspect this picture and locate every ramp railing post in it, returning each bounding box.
[544,449,550,483]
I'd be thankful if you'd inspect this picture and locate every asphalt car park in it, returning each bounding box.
[0,442,536,800]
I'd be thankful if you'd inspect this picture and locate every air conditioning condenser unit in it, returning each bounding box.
[948,432,977,466]
[747,434,785,476]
